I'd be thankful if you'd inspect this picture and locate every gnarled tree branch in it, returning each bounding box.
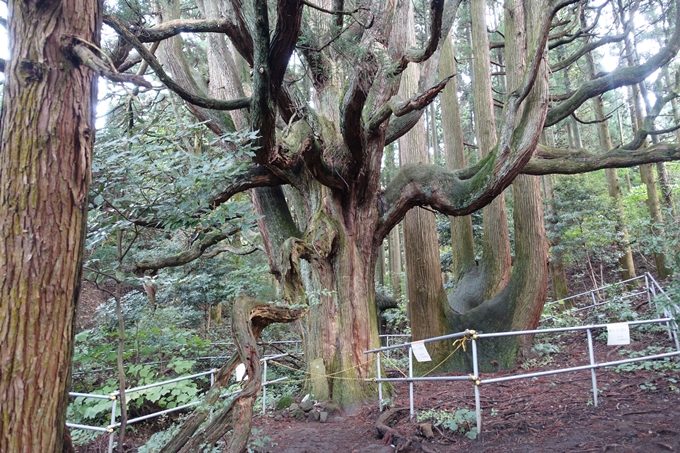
[69,42,152,88]
[105,15,252,111]
[368,75,454,134]
[523,142,680,175]
[159,296,306,453]
[546,0,680,126]
[210,165,286,209]
[134,227,240,273]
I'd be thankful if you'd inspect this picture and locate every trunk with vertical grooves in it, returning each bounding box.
[0,0,100,450]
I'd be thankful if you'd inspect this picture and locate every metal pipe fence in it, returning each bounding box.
[365,311,680,440]
[67,354,288,453]
[72,340,303,377]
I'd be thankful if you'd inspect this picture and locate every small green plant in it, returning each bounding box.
[247,428,276,453]
[521,356,555,370]
[532,342,561,356]
[613,346,679,373]
[306,288,336,307]
[416,408,478,439]
[639,382,657,392]
[380,397,395,409]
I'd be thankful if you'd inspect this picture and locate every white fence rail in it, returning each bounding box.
[67,354,288,453]
[364,274,680,440]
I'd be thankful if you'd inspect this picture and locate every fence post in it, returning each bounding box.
[377,353,383,411]
[408,346,414,420]
[262,358,268,415]
[210,370,215,421]
[471,337,482,439]
[107,396,117,453]
[586,329,598,407]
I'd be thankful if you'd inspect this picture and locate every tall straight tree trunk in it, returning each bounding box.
[0,0,100,450]
[504,0,549,356]
[399,1,451,369]
[470,0,511,301]
[385,144,403,299]
[583,45,636,281]
[617,0,670,278]
[440,32,476,282]
[447,0,509,315]
[446,0,550,369]
[543,172,569,300]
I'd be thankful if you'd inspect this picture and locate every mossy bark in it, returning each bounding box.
[445,0,549,371]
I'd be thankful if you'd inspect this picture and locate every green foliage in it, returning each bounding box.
[69,303,212,425]
[548,173,620,279]
[248,428,276,453]
[138,421,184,453]
[613,346,680,373]
[416,408,478,439]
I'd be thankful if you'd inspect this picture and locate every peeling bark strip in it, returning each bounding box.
[160,296,305,452]
[0,0,100,451]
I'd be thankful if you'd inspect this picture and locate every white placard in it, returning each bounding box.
[235,363,247,381]
[411,340,432,363]
[607,322,630,346]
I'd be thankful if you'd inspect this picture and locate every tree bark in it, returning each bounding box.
[0,0,100,451]
[470,0,511,301]
[543,173,569,301]
[440,32,476,281]
[398,1,452,372]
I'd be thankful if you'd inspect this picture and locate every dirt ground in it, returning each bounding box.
[74,282,680,452]
[253,330,680,453]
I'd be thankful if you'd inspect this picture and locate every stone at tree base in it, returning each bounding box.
[419,423,434,438]
[325,402,338,414]
[310,358,330,401]
[319,411,328,423]
[276,396,295,410]
[300,400,314,412]
[308,410,321,422]
[289,403,299,411]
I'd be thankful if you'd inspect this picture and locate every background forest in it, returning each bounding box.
[2,0,680,451]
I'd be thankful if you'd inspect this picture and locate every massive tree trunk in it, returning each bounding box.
[0,0,100,451]
[446,0,550,369]
[470,0,511,302]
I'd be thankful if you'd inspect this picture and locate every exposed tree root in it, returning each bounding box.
[375,407,439,452]
[160,296,305,453]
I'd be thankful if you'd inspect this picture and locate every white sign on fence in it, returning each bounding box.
[411,340,432,362]
[607,322,631,345]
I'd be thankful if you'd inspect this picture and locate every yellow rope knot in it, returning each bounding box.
[451,337,467,353]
